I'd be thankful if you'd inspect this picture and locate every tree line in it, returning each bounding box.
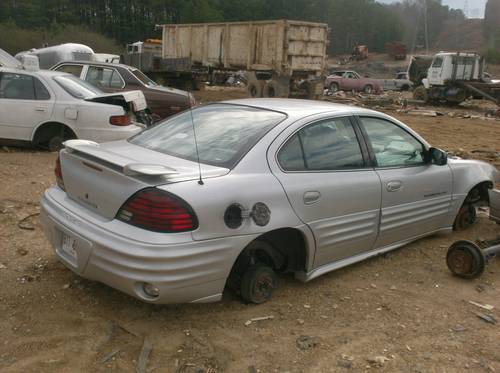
[0,0,477,56]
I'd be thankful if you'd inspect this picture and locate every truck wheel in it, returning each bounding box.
[247,81,264,98]
[263,80,279,98]
[328,82,339,95]
[363,85,373,94]
[413,86,428,102]
[240,264,277,304]
[401,84,410,91]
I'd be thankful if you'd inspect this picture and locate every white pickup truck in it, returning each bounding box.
[375,72,413,91]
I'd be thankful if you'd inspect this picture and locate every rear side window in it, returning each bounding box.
[86,66,124,89]
[278,117,365,171]
[55,64,83,77]
[0,72,50,100]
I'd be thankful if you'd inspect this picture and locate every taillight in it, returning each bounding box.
[110,115,132,126]
[116,188,198,233]
[188,93,196,107]
[55,155,65,190]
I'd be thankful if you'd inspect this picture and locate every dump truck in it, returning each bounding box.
[413,52,500,105]
[386,42,407,60]
[125,20,329,98]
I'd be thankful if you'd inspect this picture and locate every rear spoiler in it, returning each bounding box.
[63,140,178,176]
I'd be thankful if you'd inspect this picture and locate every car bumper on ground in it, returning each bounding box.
[40,187,253,304]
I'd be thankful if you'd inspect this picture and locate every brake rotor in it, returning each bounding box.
[446,240,485,279]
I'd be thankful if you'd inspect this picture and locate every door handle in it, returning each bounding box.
[386,181,403,192]
[303,191,321,205]
[35,107,46,112]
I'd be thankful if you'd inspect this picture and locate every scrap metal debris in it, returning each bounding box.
[475,312,498,325]
[244,315,274,326]
[17,212,40,230]
[136,337,153,373]
[468,300,494,311]
[100,348,120,363]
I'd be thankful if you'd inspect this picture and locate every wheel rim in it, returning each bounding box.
[364,85,372,94]
[252,272,274,303]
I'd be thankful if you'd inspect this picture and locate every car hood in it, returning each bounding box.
[0,48,22,68]
[85,90,148,111]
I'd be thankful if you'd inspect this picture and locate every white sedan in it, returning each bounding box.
[0,65,149,151]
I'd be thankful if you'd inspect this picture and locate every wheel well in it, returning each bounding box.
[32,122,76,145]
[464,181,493,206]
[229,228,308,278]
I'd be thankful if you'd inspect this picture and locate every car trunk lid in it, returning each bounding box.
[59,140,229,220]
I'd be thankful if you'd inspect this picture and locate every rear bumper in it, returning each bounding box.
[40,187,254,304]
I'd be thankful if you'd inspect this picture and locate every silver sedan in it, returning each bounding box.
[40,99,498,304]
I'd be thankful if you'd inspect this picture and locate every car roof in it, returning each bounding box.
[53,60,135,71]
[0,67,69,77]
[220,98,377,118]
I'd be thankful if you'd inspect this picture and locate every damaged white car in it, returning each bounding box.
[0,52,150,151]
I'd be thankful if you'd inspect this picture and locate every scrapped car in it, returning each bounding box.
[51,61,195,120]
[325,70,382,94]
[40,99,499,304]
[0,62,149,151]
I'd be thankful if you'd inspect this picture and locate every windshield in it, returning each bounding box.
[54,74,102,98]
[131,68,157,86]
[130,104,287,168]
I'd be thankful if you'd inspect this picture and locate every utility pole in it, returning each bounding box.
[423,0,429,54]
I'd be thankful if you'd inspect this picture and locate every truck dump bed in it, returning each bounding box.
[161,20,328,74]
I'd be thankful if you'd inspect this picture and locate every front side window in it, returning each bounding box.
[278,117,365,171]
[55,64,83,78]
[360,117,426,167]
[130,104,286,169]
[86,66,124,89]
[0,72,50,100]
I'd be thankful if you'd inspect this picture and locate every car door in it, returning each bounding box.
[269,115,382,267]
[0,71,54,141]
[84,65,125,93]
[357,116,453,248]
[342,72,357,91]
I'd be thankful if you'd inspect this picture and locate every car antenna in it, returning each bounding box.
[187,91,204,185]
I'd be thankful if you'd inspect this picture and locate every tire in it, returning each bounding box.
[363,85,373,94]
[303,81,319,100]
[247,81,263,98]
[328,82,339,95]
[263,80,279,98]
[453,204,477,231]
[446,240,485,279]
[240,264,277,304]
[401,84,410,91]
[413,86,428,102]
[48,136,65,152]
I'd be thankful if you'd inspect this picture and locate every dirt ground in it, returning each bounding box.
[1,87,500,373]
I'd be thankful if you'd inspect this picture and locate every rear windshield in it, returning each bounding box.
[131,69,157,86]
[129,104,287,169]
[53,74,102,98]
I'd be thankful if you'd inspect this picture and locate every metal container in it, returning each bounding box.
[161,20,328,76]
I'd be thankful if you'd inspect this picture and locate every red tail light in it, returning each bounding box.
[55,155,65,190]
[116,188,198,233]
[188,93,196,107]
[110,115,132,126]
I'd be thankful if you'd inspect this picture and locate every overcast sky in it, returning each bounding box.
[376,0,486,18]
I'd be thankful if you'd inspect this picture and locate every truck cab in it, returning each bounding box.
[425,52,482,87]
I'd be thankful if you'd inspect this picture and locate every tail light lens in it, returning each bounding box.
[110,115,132,126]
[116,188,198,233]
[188,93,196,107]
[54,155,65,190]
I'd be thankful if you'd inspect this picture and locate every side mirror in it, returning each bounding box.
[428,147,447,166]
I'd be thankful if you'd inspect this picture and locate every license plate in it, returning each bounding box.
[61,233,78,260]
